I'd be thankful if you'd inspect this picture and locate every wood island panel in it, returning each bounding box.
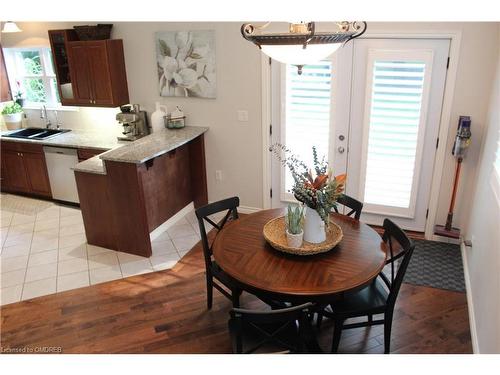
[74,171,117,250]
[105,160,152,257]
[77,147,107,161]
[188,133,208,208]
[75,134,208,257]
[140,144,192,232]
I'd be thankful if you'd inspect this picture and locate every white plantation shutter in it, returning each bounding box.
[283,62,332,194]
[362,58,429,211]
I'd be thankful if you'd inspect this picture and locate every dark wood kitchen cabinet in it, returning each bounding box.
[23,152,52,196]
[48,30,79,106]
[77,147,107,162]
[48,29,129,108]
[0,44,12,102]
[0,141,52,198]
[1,150,30,193]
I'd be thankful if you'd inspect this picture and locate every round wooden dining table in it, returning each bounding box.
[212,208,387,304]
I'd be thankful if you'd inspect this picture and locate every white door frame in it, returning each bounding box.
[261,29,463,241]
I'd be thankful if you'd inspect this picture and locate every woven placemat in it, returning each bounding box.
[263,216,343,256]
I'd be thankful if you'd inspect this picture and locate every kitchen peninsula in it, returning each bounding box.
[74,126,208,257]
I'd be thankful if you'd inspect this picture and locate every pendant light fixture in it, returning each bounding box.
[2,21,22,33]
[241,21,366,74]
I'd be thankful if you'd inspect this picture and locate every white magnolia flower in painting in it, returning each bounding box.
[173,68,198,89]
[192,44,209,58]
[175,32,190,49]
[157,30,216,98]
[161,56,178,79]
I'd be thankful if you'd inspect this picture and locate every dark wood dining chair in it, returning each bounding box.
[228,302,322,354]
[317,218,415,353]
[195,196,242,309]
[332,194,363,220]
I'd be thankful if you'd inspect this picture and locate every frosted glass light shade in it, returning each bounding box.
[2,22,22,33]
[261,43,341,65]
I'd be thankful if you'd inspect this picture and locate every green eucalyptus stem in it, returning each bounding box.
[270,143,345,226]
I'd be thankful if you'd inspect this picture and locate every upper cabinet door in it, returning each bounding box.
[66,42,94,105]
[86,42,114,106]
[49,30,130,108]
[0,44,12,102]
[48,30,79,105]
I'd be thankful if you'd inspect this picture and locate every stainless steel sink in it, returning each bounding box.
[3,127,71,140]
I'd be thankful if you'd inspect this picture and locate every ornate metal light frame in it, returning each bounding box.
[241,21,367,74]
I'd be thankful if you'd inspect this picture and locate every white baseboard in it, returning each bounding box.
[461,241,480,353]
[149,202,194,241]
[430,234,461,245]
[238,205,263,214]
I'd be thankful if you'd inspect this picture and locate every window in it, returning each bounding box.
[3,47,60,107]
[283,61,332,195]
[355,48,435,221]
[363,59,427,209]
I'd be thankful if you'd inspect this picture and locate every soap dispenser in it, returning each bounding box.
[151,102,168,132]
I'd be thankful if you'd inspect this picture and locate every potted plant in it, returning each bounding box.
[271,144,346,243]
[2,102,24,130]
[285,204,304,247]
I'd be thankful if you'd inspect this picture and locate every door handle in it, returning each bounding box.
[338,146,345,154]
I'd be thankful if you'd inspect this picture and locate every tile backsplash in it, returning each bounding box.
[1,104,123,138]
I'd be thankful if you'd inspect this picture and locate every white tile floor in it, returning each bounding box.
[0,193,219,305]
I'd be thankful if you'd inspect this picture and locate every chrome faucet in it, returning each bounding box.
[54,110,62,130]
[40,105,52,129]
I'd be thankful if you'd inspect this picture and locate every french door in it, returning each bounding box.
[270,38,450,232]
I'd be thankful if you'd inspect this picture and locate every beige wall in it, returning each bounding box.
[464,34,500,353]
[1,22,264,209]
[1,22,499,226]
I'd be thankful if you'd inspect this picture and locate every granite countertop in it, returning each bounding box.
[1,126,208,175]
[72,154,107,175]
[99,126,209,164]
[0,128,122,150]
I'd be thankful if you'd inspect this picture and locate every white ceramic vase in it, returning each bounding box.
[3,112,23,130]
[286,229,303,248]
[304,207,326,243]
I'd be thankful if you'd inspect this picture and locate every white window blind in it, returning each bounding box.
[363,60,426,209]
[284,62,332,194]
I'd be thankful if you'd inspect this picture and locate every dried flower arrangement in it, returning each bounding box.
[271,144,346,224]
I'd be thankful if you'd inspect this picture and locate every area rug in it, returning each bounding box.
[402,239,466,292]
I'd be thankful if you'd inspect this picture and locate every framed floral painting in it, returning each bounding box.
[155,30,216,98]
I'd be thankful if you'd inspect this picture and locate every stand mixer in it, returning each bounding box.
[116,104,150,141]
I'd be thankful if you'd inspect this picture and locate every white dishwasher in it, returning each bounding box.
[43,146,80,203]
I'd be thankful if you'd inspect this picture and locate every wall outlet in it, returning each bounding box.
[215,170,223,181]
[237,110,249,122]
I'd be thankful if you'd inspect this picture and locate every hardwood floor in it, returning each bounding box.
[0,240,472,354]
